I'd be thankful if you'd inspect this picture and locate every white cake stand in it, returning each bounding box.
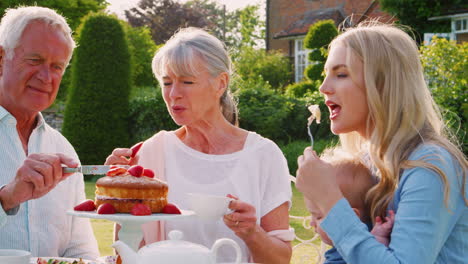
[67,210,195,251]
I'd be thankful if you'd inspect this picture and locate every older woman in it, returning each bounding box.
[105,27,293,263]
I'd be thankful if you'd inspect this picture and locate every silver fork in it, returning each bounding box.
[307,124,314,149]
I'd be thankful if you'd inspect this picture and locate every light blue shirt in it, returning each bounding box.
[321,144,468,263]
[0,107,99,259]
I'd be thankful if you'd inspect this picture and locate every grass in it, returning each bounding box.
[84,181,323,263]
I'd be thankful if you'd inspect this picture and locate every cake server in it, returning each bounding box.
[62,165,129,175]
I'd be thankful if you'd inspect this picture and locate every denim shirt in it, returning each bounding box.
[321,144,468,263]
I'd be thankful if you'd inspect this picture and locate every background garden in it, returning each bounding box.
[1,0,466,262]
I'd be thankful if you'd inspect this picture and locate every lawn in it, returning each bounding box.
[85,180,323,263]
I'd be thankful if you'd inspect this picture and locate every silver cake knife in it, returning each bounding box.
[62,165,129,175]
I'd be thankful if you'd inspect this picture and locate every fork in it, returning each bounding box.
[307,124,314,149]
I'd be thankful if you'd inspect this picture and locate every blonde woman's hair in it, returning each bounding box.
[330,21,467,221]
[152,27,238,126]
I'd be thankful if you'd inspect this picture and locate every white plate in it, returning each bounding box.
[31,257,101,263]
[67,209,195,223]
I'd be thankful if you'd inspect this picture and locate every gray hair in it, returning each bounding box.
[0,6,75,64]
[152,27,238,126]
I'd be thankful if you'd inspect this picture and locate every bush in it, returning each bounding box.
[280,138,338,175]
[123,24,160,87]
[128,88,178,143]
[235,78,334,144]
[62,13,131,164]
[233,46,292,91]
[284,81,319,98]
[303,20,338,81]
[420,37,467,152]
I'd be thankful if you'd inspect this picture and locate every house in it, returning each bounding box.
[427,9,468,44]
[266,0,393,82]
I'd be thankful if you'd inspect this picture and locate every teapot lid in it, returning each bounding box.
[140,230,211,255]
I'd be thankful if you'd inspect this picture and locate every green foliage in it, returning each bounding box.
[122,23,159,87]
[309,49,324,61]
[233,47,292,91]
[124,0,264,53]
[284,81,319,98]
[128,88,178,143]
[380,0,466,43]
[233,78,333,144]
[304,20,338,50]
[305,62,325,82]
[62,13,131,164]
[0,0,107,30]
[280,139,337,175]
[420,37,467,152]
[236,4,265,49]
[303,20,338,81]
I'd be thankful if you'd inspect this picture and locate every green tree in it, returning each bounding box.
[121,23,159,87]
[62,13,131,164]
[124,0,264,51]
[125,0,221,45]
[303,20,338,81]
[420,37,467,152]
[234,4,265,49]
[234,46,292,91]
[0,0,107,30]
[380,0,467,43]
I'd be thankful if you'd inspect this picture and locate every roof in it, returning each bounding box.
[274,7,345,39]
[428,8,468,20]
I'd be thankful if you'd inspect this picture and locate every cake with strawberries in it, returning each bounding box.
[94,165,168,213]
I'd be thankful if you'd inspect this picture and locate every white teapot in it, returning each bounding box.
[113,230,242,264]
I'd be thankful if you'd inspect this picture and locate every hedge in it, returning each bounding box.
[62,13,131,164]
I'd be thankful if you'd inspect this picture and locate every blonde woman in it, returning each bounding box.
[296,22,467,263]
[106,28,293,263]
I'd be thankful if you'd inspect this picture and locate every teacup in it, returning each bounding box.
[187,193,234,221]
[0,249,30,264]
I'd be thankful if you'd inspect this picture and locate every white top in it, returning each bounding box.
[140,131,292,263]
[0,107,99,260]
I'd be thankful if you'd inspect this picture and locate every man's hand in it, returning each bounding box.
[0,153,78,211]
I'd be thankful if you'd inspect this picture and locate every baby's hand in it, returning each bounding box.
[371,210,395,247]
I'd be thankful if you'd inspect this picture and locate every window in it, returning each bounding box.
[453,18,468,33]
[294,38,311,83]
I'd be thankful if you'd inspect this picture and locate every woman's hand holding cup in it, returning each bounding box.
[223,194,258,240]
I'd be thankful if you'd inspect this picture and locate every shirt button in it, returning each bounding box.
[8,119,15,125]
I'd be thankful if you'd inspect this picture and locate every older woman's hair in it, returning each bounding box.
[330,21,467,221]
[152,27,238,126]
[0,6,75,63]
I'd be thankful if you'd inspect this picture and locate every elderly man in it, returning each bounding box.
[0,6,99,259]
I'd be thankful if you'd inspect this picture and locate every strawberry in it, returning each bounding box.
[107,167,127,176]
[130,142,144,158]
[142,168,155,178]
[97,203,116,214]
[74,199,96,211]
[130,203,152,216]
[128,165,144,177]
[162,203,181,214]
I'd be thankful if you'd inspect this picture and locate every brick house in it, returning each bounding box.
[266,0,393,82]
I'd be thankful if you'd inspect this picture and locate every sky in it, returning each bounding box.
[106,0,260,18]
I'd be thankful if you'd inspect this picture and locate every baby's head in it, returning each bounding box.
[305,147,375,245]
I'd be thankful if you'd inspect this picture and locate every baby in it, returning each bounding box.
[304,147,394,263]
